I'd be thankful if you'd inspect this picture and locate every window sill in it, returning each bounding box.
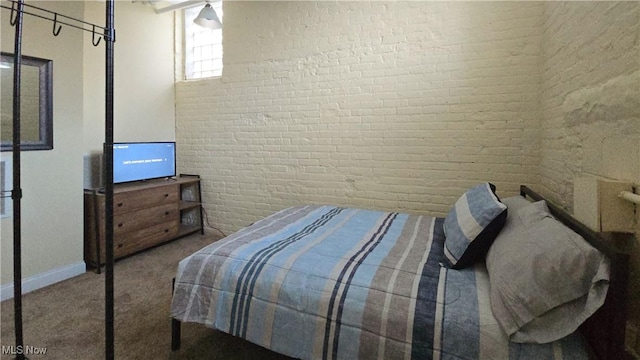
[178,75,222,84]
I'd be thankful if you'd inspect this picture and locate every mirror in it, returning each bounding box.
[0,52,53,151]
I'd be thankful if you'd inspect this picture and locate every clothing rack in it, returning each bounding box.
[1,1,116,359]
[1,0,114,44]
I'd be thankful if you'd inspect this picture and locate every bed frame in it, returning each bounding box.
[170,185,631,360]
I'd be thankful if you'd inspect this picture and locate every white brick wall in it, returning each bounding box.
[176,1,543,233]
[539,1,640,350]
[540,1,640,208]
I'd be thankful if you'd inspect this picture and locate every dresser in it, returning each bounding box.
[84,175,203,269]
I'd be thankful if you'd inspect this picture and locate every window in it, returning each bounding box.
[184,3,223,80]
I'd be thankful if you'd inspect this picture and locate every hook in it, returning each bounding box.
[92,25,101,47]
[52,13,62,36]
[10,1,18,26]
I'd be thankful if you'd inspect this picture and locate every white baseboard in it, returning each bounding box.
[0,262,86,301]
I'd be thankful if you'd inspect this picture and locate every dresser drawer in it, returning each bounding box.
[114,220,180,258]
[112,184,179,215]
[113,203,178,235]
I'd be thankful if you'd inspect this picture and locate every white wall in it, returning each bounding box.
[539,2,639,207]
[1,1,176,295]
[83,1,176,152]
[175,1,544,234]
[1,1,85,286]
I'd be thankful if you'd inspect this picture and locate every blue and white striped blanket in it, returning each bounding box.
[171,205,588,359]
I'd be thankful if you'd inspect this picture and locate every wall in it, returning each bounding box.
[539,1,640,353]
[175,1,544,234]
[539,2,639,206]
[83,1,176,153]
[1,1,85,286]
[1,1,176,296]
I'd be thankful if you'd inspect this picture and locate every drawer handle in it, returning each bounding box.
[118,223,123,227]
[117,202,123,207]
[164,229,169,233]
[164,194,169,198]
[117,244,123,248]
[165,211,170,215]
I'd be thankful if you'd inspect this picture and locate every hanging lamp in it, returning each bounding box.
[194,3,221,29]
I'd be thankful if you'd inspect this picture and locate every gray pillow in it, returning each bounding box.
[486,200,610,343]
[501,196,531,214]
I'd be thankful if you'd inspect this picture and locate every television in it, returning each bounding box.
[113,142,176,184]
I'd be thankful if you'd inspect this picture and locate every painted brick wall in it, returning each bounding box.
[539,1,639,207]
[175,1,543,234]
[539,2,640,353]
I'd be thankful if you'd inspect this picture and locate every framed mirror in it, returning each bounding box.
[1,52,53,151]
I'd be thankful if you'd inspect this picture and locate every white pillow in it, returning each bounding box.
[501,196,531,214]
[486,200,610,343]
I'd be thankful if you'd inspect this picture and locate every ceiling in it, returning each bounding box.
[135,0,205,14]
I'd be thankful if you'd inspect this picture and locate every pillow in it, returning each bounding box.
[501,196,532,214]
[443,182,508,269]
[486,200,610,343]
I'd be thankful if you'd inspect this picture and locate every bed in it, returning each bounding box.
[170,185,630,359]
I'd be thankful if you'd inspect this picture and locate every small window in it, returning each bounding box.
[184,3,223,80]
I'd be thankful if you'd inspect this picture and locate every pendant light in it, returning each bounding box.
[194,2,222,29]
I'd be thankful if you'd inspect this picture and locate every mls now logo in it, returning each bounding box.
[1,345,48,355]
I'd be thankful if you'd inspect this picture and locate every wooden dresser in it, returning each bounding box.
[84,175,203,269]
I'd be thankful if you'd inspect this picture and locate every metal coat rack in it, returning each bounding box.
[0,0,116,359]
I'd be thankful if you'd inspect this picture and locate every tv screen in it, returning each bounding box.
[113,142,176,184]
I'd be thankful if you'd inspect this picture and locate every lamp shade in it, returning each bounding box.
[194,4,222,29]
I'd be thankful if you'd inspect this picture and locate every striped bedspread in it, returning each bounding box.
[171,205,588,360]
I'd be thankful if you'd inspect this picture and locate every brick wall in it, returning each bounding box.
[539,1,639,207]
[175,1,543,233]
[539,1,640,353]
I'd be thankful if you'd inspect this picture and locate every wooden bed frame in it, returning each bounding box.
[171,185,632,359]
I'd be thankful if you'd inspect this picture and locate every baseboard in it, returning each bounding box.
[0,261,86,301]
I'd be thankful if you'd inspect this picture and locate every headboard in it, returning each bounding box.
[520,185,630,360]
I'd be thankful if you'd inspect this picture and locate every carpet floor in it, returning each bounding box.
[1,234,291,360]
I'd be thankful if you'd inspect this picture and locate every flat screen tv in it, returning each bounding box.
[113,142,176,184]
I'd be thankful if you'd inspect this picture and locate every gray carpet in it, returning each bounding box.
[0,234,291,360]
